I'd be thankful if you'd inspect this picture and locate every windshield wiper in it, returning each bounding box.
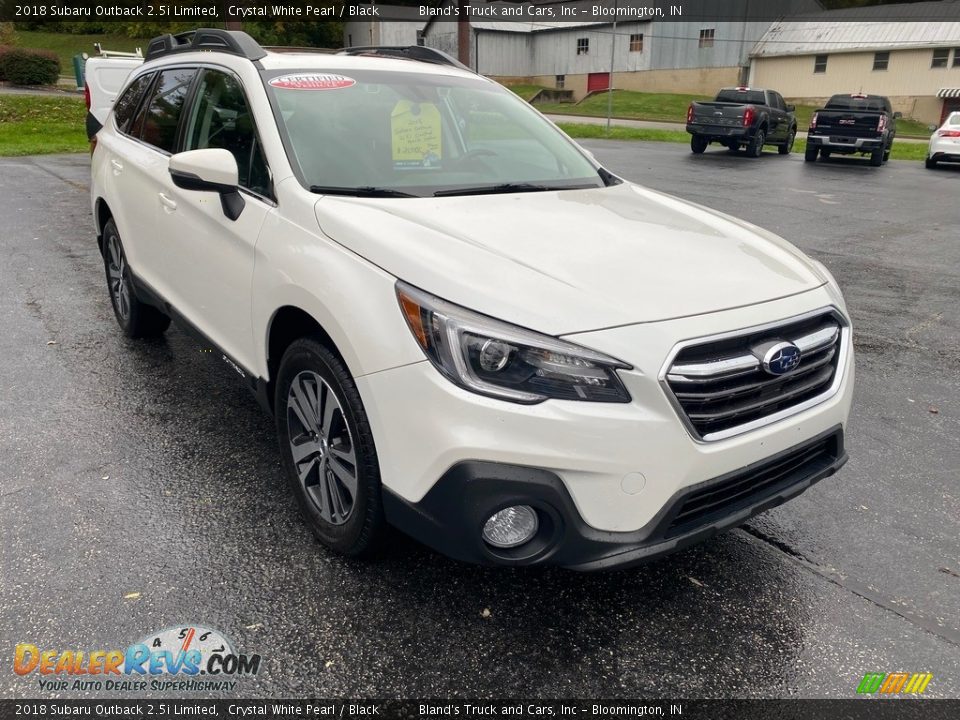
[433,182,596,197]
[309,185,418,198]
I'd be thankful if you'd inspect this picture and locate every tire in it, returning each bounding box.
[747,129,765,158]
[804,144,818,162]
[869,147,883,167]
[925,156,937,169]
[883,147,891,162]
[101,219,170,338]
[690,135,708,154]
[276,337,386,557]
[779,129,796,155]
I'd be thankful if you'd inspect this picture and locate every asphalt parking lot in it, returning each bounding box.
[1,145,958,699]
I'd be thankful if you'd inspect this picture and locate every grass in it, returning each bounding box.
[11,30,147,78]
[0,93,929,161]
[556,122,930,162]
[541,89,933,138]
[0,95,87,156]
[501,83,549,102]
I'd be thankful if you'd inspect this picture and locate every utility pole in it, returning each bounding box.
[606,0,618,135]
[458,0,471,67]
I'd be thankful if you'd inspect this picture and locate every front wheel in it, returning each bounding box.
[276,338,386,557]
[101,219,170,338]
[779,129,796,155]
[690,135,708,154]
[747,129,765,158]
[804,144,818,162]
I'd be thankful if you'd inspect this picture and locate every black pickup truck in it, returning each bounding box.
[804,93,900,166]
[686,87,797,158]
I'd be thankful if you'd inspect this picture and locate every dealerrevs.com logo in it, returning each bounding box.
[14,625,261,693]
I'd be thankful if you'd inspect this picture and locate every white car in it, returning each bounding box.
[925,112,960,168]
[90,30,853,570]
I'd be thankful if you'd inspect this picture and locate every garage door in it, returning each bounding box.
[587,73,610,93]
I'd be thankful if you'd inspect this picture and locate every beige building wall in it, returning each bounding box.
[750,48,960,123]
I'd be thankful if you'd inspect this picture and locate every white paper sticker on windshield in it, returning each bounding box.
[269,74,356,90]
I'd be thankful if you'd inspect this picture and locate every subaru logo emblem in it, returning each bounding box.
[763,342,802,376]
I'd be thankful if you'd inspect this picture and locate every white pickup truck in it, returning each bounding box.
[84,46,143,140]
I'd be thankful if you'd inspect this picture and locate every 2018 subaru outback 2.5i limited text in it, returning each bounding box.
[90,30,854,570]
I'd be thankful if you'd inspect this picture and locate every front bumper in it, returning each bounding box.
[358,287,854,564]
[384,428,846,570]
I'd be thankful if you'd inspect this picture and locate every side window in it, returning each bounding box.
[138,68,198,153]
[183,69,271,197]
[113,73,154,134]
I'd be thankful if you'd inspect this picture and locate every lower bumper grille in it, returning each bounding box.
[663,430,842,538]
[663,309,847,441]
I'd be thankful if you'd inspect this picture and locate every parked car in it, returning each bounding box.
[686,87,797,157]
[805,93,899,166]
[83,47,143,142]
[90,30,853,570]
[925,112,960,168]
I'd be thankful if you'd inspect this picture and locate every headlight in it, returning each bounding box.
[396,282,632,404]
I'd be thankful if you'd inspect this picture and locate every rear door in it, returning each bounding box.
[155,67,273,372]
[117,67,200,307]
[95,71,161,284]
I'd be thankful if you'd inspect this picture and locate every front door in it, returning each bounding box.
[156,67,274,374]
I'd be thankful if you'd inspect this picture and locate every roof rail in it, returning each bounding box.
[338,45,473,73]
[144,28,267,62]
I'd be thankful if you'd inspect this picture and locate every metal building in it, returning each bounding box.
[748,2,960,124]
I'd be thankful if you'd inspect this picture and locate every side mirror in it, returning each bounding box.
[893,111,902,119]
[169,149,245,221]
[785,104,796,112]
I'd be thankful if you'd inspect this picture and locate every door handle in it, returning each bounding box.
[110,159,123,175]
[158,193,177,212]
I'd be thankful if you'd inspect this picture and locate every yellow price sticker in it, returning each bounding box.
[391,101,442,168]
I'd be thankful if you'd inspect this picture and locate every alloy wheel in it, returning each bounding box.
[286,370,358,525]
[106,234,131,320]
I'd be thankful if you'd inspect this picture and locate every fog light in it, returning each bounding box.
[482,505,539,548]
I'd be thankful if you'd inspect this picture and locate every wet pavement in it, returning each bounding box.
[1,148,958,699]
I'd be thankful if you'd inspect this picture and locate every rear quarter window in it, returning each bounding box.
[113,73,154,134]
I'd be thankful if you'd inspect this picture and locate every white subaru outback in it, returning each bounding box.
[90,30,853,570]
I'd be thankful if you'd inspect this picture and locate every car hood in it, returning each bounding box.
[313,182,825,335]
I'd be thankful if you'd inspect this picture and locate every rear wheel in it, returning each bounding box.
[883,146,891,162]
[869,147,883,167]
[925,156,937,169]
[690,135,708,154]
[276,338,386,557]
[804,144,818,162]
[778,129,796,155]
[102,219,170,339]
[747,129,765,158]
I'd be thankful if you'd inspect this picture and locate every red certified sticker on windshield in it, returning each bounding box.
[269,74,356,90]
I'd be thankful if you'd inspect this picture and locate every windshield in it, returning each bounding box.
[266,68,606,197]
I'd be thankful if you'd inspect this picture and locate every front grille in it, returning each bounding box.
[663,431,841,538]
[664,310,845,440]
